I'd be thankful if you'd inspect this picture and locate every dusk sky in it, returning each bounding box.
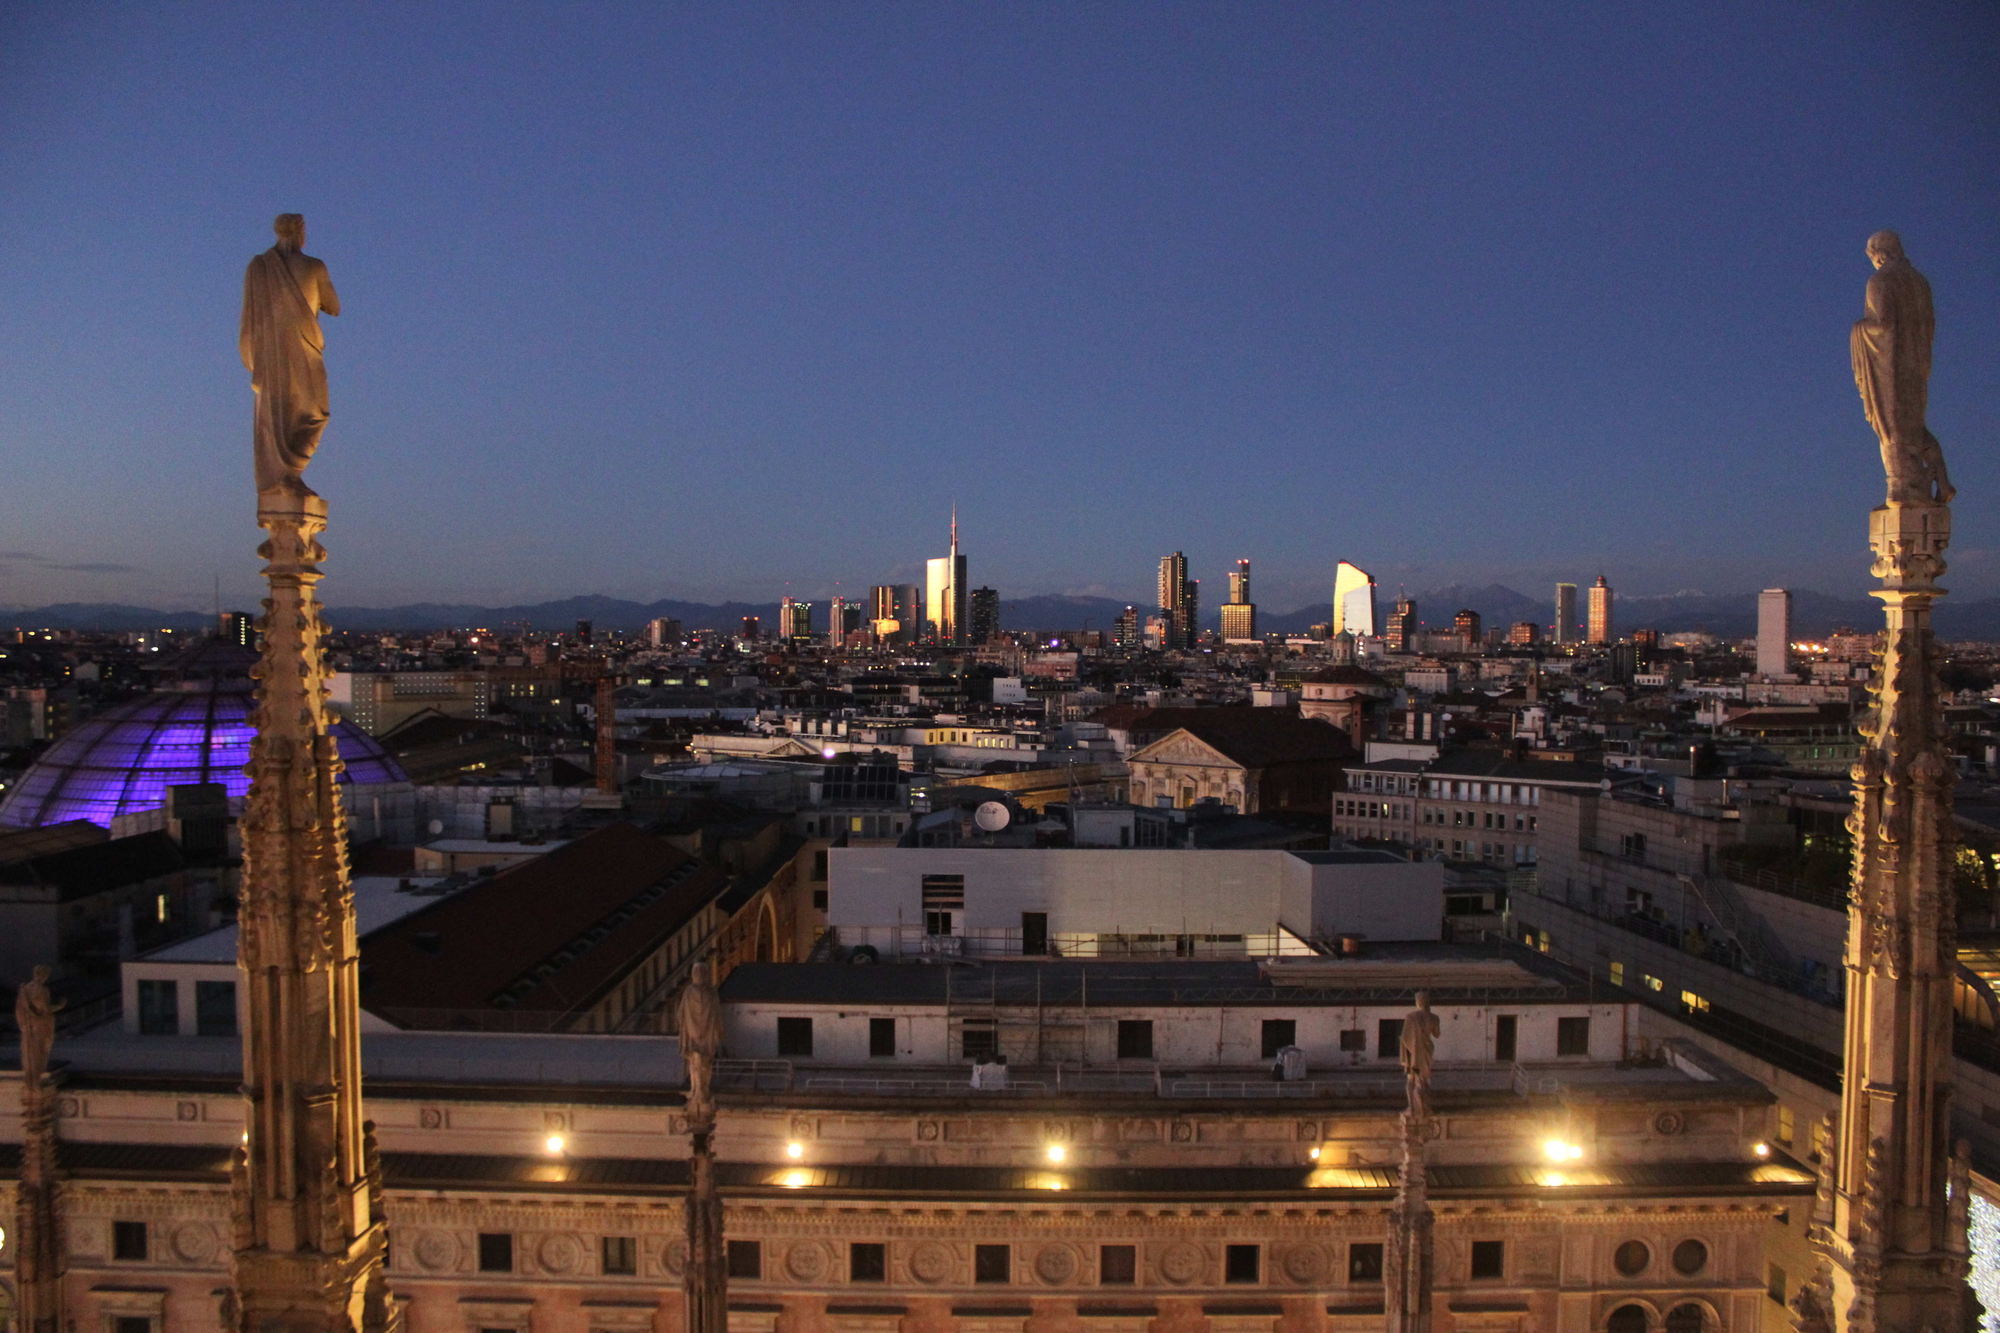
[1,4,1995,615]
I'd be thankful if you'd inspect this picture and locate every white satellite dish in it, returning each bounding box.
[428,819,445,836]
[973,801,1011,833]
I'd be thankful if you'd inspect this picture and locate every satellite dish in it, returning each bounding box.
[428,819,445,836]
[973,801,1011,833]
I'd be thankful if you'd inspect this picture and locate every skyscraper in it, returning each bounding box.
[780,597,813,641]
[1586,575,1614,644]
[968,587,999,645]
[1386,596,1417,653]
[1332,561,1377,638]
[646,616,681,648]
[1553,583,1577,644]
[219,611,255,648]
[925,509,968,644]
[1157,552,1195,650]
[1453,609,1481,646]
[829,597,860,640]
[1757,588,1792,677]
[1220,559,1256,641]
[1114,605,1141,649]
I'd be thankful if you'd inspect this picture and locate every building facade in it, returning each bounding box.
[1587,577,1614,645]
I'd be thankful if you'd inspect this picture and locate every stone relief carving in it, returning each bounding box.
[537,1232,585,1275]
[170,1221,218,1264]
[785,1240,832,1282]
[1033,1245,1078,1285]
[907,1241,954,1284]
[412,1230,460,1272]
[1280,1244,1328,1284]
[1157,1242,1205,1285]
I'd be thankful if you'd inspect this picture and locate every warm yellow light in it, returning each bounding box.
[1754,1142,1770,1158]
[1543,1139,1568,1161]
[545,1134,565,1155]
[1309,1146,1321,1160]
[783,1170,808,1188]
[1569,1144,1584,1160]
[1544,1172,1566,1187]
[1046,1144,1066,1163]
[786,1142,804,1159]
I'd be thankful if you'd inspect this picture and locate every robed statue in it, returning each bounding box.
[14,964,62,1085]
[1852,230,1952,505]
[677,960,725,1131]
[242,213,341,499]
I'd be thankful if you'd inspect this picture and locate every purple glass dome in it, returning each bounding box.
[0,680,406,830]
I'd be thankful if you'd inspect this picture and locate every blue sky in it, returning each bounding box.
[0,3,1994,613]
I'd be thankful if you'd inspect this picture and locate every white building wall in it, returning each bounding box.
[828,848,1442,942]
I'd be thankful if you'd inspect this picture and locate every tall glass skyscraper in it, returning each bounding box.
[1333,561,1377,638]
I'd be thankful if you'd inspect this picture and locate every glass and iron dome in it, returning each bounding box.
[0,679,406,830]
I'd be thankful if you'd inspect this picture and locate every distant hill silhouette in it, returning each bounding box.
[10,587,2000,639]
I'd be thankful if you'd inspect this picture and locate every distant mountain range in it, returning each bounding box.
[13,586,2000,640]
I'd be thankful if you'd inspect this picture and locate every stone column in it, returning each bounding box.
[1808,495,1971,1332]
[228,491,392,1333]
[13,985,64,1333]
[1384,994,1437,1333]
[685,1124,726,1333]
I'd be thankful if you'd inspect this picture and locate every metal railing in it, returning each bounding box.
[835,925,1320,961]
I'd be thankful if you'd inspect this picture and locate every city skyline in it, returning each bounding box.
[1,7,1995,614]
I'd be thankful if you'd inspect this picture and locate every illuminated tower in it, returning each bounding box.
[1220,559,1257,641]
[1586,575,1614,644]
[1333,561,1377,638]
[925,509,968,644]
[1157,552,1195,649]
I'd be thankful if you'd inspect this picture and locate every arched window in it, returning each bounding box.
[1606,1305,1647,1333]
[1665,1304,1706,1333]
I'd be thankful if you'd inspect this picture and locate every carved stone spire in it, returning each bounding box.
[1384,992,1438,1333]
[229,218,390,1332]
[680,961,727,1333]
[1815,234,1971,1331]
[13,965,65,1333]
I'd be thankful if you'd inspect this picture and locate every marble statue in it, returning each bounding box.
[677,960,725,1130]
[14,964,61,1084]
[1853,230,1952,505]
[241,214,340,499]
[1398,990,1440,1099]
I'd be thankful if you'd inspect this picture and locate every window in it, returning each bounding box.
[869,1017,897,1059]
[1022,911,1048,955]
[1347,1243,1383,1282]
[115,1320,152,1333]
[813,850,828,880]
[1609,961,1625,987]
[113,1220,148,1261]
[1643,975,1663,992]
[196,980,237,1037]
[1613,1240,1649,1276]
[921,874,964,936]
[777,1017,814,1057]
[478,1233,513,1273]
[137,979,178,1035]
[850,1242,886,1283]
[1768,1263,1787,1305]
[602,1236,637,1275]
[1680,991,1709,1014]
[974,1244,1010,1283]
[1556,1016,1590,1057]
[1671,1239,1708,1275]
[1469,1240,1504,1280]
[1224,1244,1260,1284]
[1100,1245,1136,1285]
[1620,832,1646,860]
[813,888,828,912]
[1493,1015,1517,1063]
[962,1023,997,1062]
[728,1240,762,1279]
[1377,1018,1404,1060]
[1117,1020,1154,1060]
[1339,1028,1366,1053]
[1777,1104,1795,1147]
[1261,1019,1296,1059]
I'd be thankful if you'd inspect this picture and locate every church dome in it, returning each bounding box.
[0,679,406,830]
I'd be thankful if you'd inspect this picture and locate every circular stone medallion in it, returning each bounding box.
[908,1241,954,1284]
[663,1238,689,1277]
[1158,1242,1204,1285]
[786,1241,831,1282]
[537,1232,585,1275]
[1034,1245,1077,1285]
[170,1222,217,1264]
[1280,1244,1327,1284]
[412,1230,458,1272]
